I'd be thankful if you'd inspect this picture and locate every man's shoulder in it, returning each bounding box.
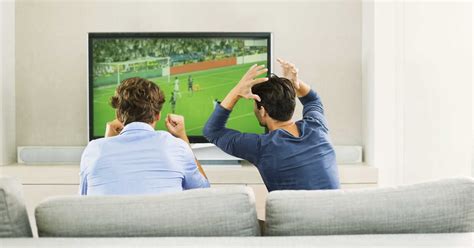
[83,136,120,157]
[260,123,324,146]
[85,137,104,150]
[297,117,328,131]
[154,131,189,148]
[255,131,279,147]
[155,130,179,140]
[153,132,194,161]
[87,131,183,147]
[86,134,125,149]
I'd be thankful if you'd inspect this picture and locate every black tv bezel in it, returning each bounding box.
[88,32,272,143]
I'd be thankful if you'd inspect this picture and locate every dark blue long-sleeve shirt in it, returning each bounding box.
[203,89,340,192]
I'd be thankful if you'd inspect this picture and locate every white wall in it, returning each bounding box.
[14,0,362,147]
[0,0,16,165]
[362,1,401,185]
[363,1,473,185]
[361,1,372,168]
[472,0,474,177]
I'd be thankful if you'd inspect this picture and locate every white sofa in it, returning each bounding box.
[0,177,473,246]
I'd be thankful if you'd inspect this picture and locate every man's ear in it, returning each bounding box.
[155,112,161,122]
[259,106,267,118]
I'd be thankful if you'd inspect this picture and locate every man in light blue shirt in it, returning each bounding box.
[80,77,209,195]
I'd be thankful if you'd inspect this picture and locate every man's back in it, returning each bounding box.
[80,122,209,195]
[255,117,338,191]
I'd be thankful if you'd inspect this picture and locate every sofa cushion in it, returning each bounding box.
[35,186,259,237]
[0,177,33,237]
[265,177,474,236]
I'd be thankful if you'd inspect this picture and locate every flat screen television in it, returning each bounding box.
[88,32,271,143]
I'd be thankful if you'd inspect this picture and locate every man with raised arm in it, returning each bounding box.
[203,59,339,191]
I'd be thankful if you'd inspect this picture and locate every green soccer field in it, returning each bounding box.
[92,62,267,137]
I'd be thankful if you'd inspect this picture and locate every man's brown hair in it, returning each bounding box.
[110,77,165,125]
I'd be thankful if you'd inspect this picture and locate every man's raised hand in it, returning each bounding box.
[105,119,124,138]
[233,64,268,102]
[277,58,300,90]
[165,114,188,142]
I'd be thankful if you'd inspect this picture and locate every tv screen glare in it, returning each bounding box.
[89,33,271,142]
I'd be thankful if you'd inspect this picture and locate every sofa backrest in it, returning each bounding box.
[35,186,260,237]
[0,177,33,237]
[265,177,474,236]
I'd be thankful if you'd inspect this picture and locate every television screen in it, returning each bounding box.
[88,33,271,142]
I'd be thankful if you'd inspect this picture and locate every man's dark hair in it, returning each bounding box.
[110,77,165,125]
[251,74,296,121]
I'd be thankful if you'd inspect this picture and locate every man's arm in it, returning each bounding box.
[180,143,210,190]
[277,58,328,130]
[175,132,207,179]
[79,149,89,195]
[165,114,207,179]
[79,173,88,195]
[299,88,326,121]
[203,104,261,164]
[78,141,100,195]
[202,64,268,164]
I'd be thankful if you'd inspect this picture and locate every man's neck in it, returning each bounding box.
[148,121,156,129]
[267,120,295,131]
[267,120,299,137]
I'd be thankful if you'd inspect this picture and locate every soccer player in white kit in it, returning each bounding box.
[174,77,182,98]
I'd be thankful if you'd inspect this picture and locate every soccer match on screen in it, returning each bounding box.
[91,37,268,138]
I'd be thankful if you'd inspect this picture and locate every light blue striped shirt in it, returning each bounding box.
[79,122,210,195]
